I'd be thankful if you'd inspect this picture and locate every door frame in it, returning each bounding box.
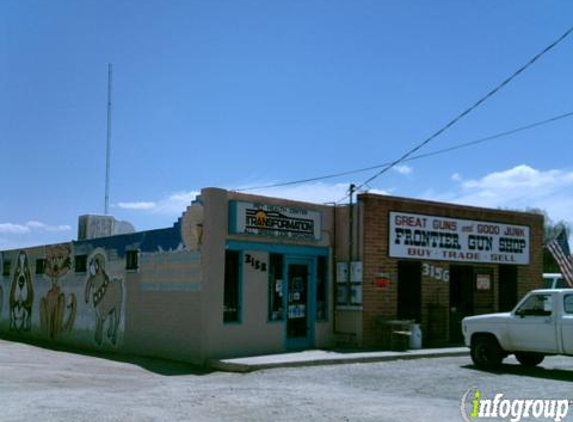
[284,256,316,350]
[397,260,422,322]
[499,265,518,312]
[449,265,475,344]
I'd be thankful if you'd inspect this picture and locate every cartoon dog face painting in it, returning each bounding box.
[84,250,123,346]
[9,251,34,332]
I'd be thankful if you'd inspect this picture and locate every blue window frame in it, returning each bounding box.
[316,255,328,321]
[268,253,285,322]
[226,240,329,328]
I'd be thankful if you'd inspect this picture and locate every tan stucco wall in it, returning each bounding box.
[123,250,203,364]
[0,226,205,364]
[200,188,335,359]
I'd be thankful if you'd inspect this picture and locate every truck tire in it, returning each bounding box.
[471,336,503,369]
[514,352,544,367]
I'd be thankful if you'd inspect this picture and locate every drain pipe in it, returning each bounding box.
[331,203,337,332]
[347,184,356,304]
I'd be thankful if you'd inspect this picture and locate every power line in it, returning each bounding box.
[336,26,573,204]
[234,110,573,192]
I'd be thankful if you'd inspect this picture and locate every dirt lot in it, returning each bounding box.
[1,339,572,422]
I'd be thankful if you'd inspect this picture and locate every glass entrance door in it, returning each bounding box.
[286,261,311,349]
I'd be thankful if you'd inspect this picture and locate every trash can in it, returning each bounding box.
[377,320,413,351]
[391,329,411,351]
[409,323,422,349]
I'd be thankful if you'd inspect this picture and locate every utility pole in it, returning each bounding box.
[347,183,356,304]
[104,63,112,215]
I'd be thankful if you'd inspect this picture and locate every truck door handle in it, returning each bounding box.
[544,318,553,324]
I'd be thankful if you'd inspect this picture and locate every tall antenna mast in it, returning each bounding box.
[104,63,113,215]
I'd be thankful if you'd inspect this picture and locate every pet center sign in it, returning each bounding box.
[389,212,530,265]
[230,201,322,240]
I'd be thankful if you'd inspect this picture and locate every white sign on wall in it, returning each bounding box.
[231,201,322,241]
[389,212,530,265]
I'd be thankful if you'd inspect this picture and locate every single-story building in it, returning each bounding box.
[0,188,543,364]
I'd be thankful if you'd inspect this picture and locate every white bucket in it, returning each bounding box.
[409,324,422,349]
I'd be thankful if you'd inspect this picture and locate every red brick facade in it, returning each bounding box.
[358,194,544,348]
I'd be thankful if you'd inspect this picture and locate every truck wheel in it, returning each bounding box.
[471,337,503,369]
[514,353,544,367]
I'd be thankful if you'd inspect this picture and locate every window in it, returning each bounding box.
[35,259,46,275]
[268,254,284,321]
[75,255,87,273]
[224,250,241,323]
[2,260,11,277]
[316,256,328,320]
[564,295,573,314]
[516,294,553,317]
[126,250,139,271]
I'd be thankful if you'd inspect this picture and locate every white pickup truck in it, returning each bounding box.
[462,289,573,368]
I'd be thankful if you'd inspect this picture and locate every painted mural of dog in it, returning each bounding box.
[9,251,34,332]
[84,251,123,346]
[40,244,77,340]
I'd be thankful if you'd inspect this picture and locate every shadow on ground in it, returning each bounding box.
[462,363,573,382]
[0,335,212,376]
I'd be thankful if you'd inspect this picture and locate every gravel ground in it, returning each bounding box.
[1,339,572,422]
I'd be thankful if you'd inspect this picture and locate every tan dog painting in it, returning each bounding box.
[84,250,123,346]
[40,244,77,340]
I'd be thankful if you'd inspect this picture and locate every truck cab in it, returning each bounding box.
[462,289,573,368]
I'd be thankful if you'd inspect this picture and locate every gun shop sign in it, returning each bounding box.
[389,212,530,265]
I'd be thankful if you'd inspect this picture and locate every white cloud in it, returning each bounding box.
[424,164,573,224]
[26,221,72,232]
[393,165,413,175]
[451,173,462,182]
[461,165,573,191]
[0,223,30,234]
[116,201,157,210]
[115,191,201,216]
[154,191,201,215]
[0,221,71,234]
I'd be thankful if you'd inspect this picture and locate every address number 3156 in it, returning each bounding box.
[422,263,450,282]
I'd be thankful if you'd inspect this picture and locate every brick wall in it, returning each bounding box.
[359,194,544,348]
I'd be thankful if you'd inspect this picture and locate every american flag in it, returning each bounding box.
[546,229,573,287]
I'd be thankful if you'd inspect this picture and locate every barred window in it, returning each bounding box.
[126,250,139,271]
[75,255,87,273]
[2,260,11,277]
[35,259,46,275]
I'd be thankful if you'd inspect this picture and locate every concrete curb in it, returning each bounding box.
[208,348,469,373]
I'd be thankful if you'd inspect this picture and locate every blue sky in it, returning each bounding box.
[1,1,572,250]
